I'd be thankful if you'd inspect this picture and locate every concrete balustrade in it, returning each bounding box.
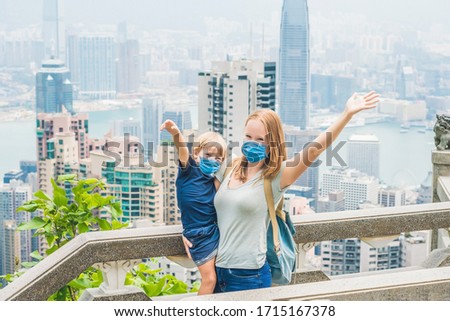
[0,201,449,301]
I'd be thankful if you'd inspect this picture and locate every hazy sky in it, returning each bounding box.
[0,0,450,33]
[2,0,450,31]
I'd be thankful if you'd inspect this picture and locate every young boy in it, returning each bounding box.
[160,119,226,295]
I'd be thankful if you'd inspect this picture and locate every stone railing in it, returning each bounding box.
[433,150,450,203]
[1,201,450,301]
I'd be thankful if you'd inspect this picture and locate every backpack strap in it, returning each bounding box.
[264,178,284,254]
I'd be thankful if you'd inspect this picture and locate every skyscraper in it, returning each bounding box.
[112,119,142,140]
[116,23,140,93]
[198,59,276,145]
[67,34,116,99]
[36,113,91,196]
[347,134,380,178]
[279,0,310,129]
[142,98,164,159]
[284,126,320,208]
[0,181,32,276]
[35,59,73,114]
[160,110,192,143]
[43,0,65,60]
[2,221,21,277]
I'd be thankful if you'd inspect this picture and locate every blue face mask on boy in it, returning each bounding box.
[241,141,267,163]
[199,157,221,175]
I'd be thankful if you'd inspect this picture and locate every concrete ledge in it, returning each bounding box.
[290,270,329,284]
[185,266,450,301]
[437,176,450,202]
[421,247,450,268]
[294,201,450,243]
[432,150,450,165]
[0,225,186,301]
[79,286,150,301]
[1,202,450,301]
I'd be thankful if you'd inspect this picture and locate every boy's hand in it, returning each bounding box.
[182,236,193,259]
[160,119,180,136]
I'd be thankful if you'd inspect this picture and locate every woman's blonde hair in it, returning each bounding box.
[235,109,287,182]
[193,131,227,159]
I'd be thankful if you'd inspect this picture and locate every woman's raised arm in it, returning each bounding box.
[280,91,380,189]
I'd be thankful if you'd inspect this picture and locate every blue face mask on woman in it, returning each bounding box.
[199,157,221,175]
[241,141,268,163]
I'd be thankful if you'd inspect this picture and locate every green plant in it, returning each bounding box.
[125,261,199,297]
[17,175,127,255]
[1,174,198,299]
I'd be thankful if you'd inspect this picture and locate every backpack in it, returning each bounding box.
[263,178,297,285]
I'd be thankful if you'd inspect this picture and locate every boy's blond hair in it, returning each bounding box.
[193,132,227,158]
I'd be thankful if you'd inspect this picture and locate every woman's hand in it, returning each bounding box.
[182,236,193,259]
[344,91,380,117]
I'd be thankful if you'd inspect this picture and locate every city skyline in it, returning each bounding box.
[1,0,449,305]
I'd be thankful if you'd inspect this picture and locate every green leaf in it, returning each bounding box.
[30,250,44,261]
[111,220,128,230]
[17,217,47,230]
[110,202,123,219]
[68,278,92,290]
[83,178,99,185]
[57,174,77,182]
[77,222,89,234]
[21,261,39,268]
[34,190,52,202]
[45,234,56,248]
[16,203,40,212]
[96,218,111,231]
[51,178,68,207]
[143,278,166,297]
[45,244,59,256]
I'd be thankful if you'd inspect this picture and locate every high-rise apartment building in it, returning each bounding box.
[322,167,380,211]
[2,221,21,276]
[360,239,402,272]
[321,239,360,276]
[399,232,430,267]
[35,59,73,114]
[198,59,276,145]
[36,113,92,196]
[67,34,116,99]
[378,187,406,207]
[80,138,179,225]
[43,0,65,60]
[279,0,310,129]
[347,134,380,179]
[0,181,32,276]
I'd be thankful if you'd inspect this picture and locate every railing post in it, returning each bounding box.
[297,242,317,269]
[79,259,150,301]
[431,150,450,251]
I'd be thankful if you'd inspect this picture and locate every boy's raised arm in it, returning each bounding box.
[160,119,189,167]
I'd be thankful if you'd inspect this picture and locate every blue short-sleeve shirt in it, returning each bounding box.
[175,156,218,229]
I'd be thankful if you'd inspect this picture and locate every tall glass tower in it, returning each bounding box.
[35,59,73,114]
[279,0,310,129]
[43,0,65,60]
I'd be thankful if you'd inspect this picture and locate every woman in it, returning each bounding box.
[184,91,379,292]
